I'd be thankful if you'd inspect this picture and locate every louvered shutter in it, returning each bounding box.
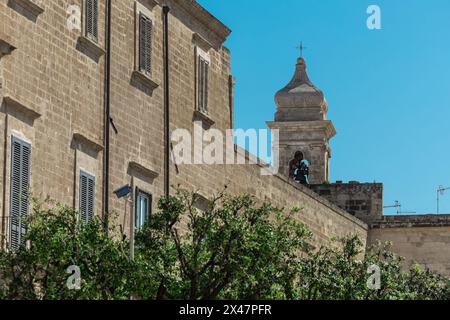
[139,13,152,75]
[79,171,95,223]
[197,56,203,112]
[197,56,209,114]
[87,175,94,221]
[9,137,31,250]
[204,61,209,113]
[86,0,98,42]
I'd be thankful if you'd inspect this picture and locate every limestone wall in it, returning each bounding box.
[171,159,368,250]
[368,215,450,276]
[0,0,368,251]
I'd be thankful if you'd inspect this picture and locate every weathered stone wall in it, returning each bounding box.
[368,215,450,276]
[310,182,384,224]
[0,0,106,246]
[228,166,369,249]
[0,0,368,251]
[171,155,368,250]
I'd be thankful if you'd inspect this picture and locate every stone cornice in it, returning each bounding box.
[267,120,337,139]
[171,0,231,44]
[137,0,158,10]
[128,161,160,180]
[72,132,104,154]
[1,96,41,121]
[8,0,44,21]
[192,32,213,51]
[0,32,16,58]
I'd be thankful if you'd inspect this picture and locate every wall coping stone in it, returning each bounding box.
[370,215,450,229]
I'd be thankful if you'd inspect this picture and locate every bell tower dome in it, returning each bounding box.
[267,57,336,184]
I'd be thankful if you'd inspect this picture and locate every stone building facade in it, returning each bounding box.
[0,0,449,277]
[0,0,367,252]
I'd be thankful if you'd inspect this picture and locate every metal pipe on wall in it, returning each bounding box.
[103,0,112,232]
[163,5,170,197]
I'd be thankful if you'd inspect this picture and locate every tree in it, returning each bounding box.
[0,201,145,300]
[134,190,312,300]
[0,191,449,300]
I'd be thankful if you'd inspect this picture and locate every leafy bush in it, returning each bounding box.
[0,192,449,300]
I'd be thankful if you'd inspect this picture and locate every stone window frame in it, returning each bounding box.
[7,134,32,251]
[195,46,210,115]
[83,0,99,44]
[71,132,102,226]
[131,1,158,91]
[79,169,96,224]
[77,0,105,61]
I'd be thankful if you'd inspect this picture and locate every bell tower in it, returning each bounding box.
[267,57,336,184]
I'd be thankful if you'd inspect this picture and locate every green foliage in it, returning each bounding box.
[0,201,141,299]
[135,190,312,300]
[294,237,450,300]
[0,191,449,300]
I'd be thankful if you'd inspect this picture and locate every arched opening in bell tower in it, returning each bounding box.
[288,151,310,185]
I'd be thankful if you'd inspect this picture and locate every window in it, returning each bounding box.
[79,171,95,224]
[9,136,31,250]
[138,13,153,76]
[85,0,98,42]
[135,189,151,230]
[197,55,209,114]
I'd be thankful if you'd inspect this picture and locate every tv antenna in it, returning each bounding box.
[437,186,450,213]
[384,201,402,214]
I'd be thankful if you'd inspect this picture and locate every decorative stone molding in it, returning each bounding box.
[137,0,158,10]
[0,33,16,58]
[77,36,105,63]
[8,0,44,22]
[128,161,160,181]
[72,132,104,155]
[131,70,159,92]
[1,96,41,122]
[193,110,215,127]
[172,0,231,45]
[267,120,337,140]
[192,32,213,52]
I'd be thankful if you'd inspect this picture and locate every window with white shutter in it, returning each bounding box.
[9,137,31,250]
[139,13,153,76]
[197,55,209,114]
[85,0,98,43]
[79,171,95,224]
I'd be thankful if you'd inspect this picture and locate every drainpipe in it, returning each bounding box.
[103,0,112,232]
[1,106,8,249]
[163,5,170,197]
[129,177,135,260]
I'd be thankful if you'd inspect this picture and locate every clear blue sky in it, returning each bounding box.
[197,0,450,215]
